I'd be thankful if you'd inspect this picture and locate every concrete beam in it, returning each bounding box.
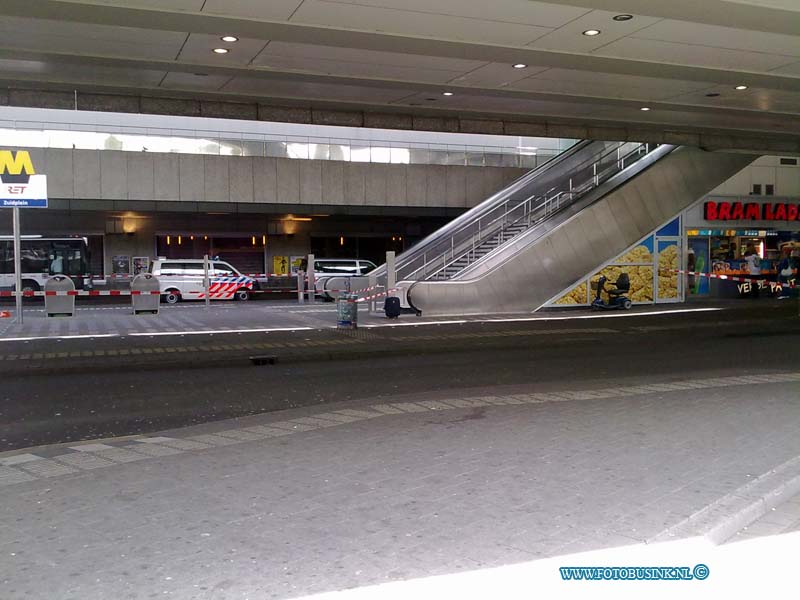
[78,93,140,114]
[1,85,799,155]
[258,105,312,124]
[140,97,200,117]
[364,113,414,131]
[311,110,364,128]
[201,101,257,121]
[9,88,74,110]
[459,119,505,135]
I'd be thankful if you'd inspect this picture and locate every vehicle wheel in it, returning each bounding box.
[234,289,250,301]
[12,280,40,299]
[163,290,181,305]
[622,299,632,310]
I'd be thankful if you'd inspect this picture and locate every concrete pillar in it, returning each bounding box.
[306,253,315,303]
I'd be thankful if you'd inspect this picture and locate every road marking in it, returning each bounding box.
[128,327,315,337]
[361,307,724,328]
[0,333,119,342]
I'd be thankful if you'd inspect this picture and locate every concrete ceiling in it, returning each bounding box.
[0,0,799,151]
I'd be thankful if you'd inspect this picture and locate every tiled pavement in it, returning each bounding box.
[726,492,800,543]
[0,371,799,599]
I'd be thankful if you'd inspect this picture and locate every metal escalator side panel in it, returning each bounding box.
[408,147,758,317]
[404,140,631,282]
[452,144,676,282]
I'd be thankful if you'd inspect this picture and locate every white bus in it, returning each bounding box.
[0,236,91,292]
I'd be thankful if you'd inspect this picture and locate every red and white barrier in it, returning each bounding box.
[0,290,162,297]
[356,288,401,303]
[666,268,797,290]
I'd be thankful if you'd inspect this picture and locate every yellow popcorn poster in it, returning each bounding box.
[550,213,684,307]
[657,241,680,300]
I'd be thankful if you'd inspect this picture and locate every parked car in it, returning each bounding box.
[150,259,255,304]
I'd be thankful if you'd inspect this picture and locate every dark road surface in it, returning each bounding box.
[1,303,798,450]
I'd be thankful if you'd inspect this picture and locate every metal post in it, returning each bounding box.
[297,270,305,303]
[306,253,315,303]
[386,251,396,291]
[12,207,22,324]
[203,254,210,310]
[368,272,376,313]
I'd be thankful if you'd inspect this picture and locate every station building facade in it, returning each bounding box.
[0,107,565,282]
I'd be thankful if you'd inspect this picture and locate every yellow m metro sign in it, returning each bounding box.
[0,150,36,183]
[0,149,47,208]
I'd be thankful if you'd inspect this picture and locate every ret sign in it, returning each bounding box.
[0,150,48,208]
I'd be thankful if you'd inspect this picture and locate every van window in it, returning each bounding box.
[181,264,205,277]
[359,261,377,275]
[315,261,351,274]
[159,262,183,276]
[212,263,236,276]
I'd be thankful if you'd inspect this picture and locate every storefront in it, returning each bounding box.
[683,197,800,298]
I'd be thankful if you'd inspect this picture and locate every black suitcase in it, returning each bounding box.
[384,296,401,318]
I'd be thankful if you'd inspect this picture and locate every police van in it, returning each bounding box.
[149,258,255,304]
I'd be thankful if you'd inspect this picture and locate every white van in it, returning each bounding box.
[311,259,377,300]
[313,259,377,277]
[150,259,255,304]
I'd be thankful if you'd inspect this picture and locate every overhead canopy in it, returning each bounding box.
[0,0,799,152]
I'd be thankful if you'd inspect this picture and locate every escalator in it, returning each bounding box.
[373,140,756,316]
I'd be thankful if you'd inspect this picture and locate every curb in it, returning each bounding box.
[647,454,800,545]
[0,332,603,377]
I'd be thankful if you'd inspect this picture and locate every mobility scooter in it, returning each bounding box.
[591,273,632,310]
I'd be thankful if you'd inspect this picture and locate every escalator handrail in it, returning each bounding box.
[406,141,650,281]
[393,141,634,280]
[369,140,595,279]
[451,144,678,282]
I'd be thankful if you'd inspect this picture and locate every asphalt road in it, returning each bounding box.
[1,303,798,451]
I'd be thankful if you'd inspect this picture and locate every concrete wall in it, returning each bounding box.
[712,156,800,196]
[11,147,527,210]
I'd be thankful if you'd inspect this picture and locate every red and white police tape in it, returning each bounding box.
[0,290,163,297]
[356,288,401,303]
[666,268,797,290]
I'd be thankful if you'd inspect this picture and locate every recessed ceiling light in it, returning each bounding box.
[613,14,633,22]
[640,107,651,111]
[512,63,528,69]
[735,85,748,90]
[220,35,239,43]
[442,91,454,96]
[212,47,229,54]
[582,29,601,36]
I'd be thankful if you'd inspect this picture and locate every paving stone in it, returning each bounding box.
[17,459,79,478]
[53,453,115,470]
[184,434,241,447]
[0,466,37,485]
[122,443,183,457]
[94,447,150,463]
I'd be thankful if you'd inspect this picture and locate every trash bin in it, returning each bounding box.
[131,273,160,315]
[44,275,76,317]
[336,293,359,329]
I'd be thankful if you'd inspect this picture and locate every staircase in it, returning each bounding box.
[428,222,528,280]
